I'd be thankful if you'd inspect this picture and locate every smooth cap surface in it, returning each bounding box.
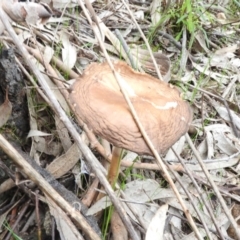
[70,61,192,155]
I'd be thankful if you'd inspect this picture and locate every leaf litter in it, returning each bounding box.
[0,0,240,240]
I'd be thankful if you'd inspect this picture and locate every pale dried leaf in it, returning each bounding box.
[145,204,168,240]
[122,151,138,162]
[206,130,214,159]
[49,0,79,9]
[36,25,59,42]
[123,179,184,202]
[2,0,52,24]
[196,138,208,159]
[17,30,32,43]
[188,190,218,228]
[44,46,54,64]
[168,207,181,229]
[212,131,238,155]
[187,158,239,171]
[98,10,113,20]
[46,196,84,240]
[120,25,133,38]
[48,16,70,23]
[27,129,52,138]
[160,197,208,226]
[205,124,238,155]
[230,58,240,68]
[215,106,240,130]
[86,196,111,216]
[34,137,62,156]
[134,11,144,20]
[215,44,238,55]
[210,51,235,70]
[150,0,161,26]
[25,3,52,25]
[181,229,207,240]
[191,60,229,84]
[73,162,90,189]
[60,31,77,69]
[40,0,51,4]
[165,135,186,161]
[0,178,15,194]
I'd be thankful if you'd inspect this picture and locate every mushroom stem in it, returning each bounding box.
[107,147,123,187]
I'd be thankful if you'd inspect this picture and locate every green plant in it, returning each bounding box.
[101,200,114,239]
[148,0,203,49]
[176,0,196,34]
[4,222,23,240]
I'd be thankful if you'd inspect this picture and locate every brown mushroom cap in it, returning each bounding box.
[70,61,192,155]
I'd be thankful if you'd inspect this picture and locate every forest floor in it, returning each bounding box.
[0,0,240,240]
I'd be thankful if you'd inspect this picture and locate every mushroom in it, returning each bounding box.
[70,61,192,185]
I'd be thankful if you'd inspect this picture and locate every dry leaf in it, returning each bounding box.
[46,196,84,240]
[145,204,168,240]
[150,0,161,26]
[46,143,81,179]
[87,179,185,217]
[27,130,52,138]
[215,106,240,130]
[205,124,238,155]
[26,89,62,157]
[215,44,238,55]
[44,46,54,64]
[0,89,12,128]
[47,0,78,9]
[165,135,186,161]
[34,137,62,156]
[55,115,72,152]
[191,59,229,84]
[2,0,52,24]
[131,47,171,82]
[134,11,144,20]
[187,158,239,172]
[60,31,77,69]
[17,30,32,43]
[194,30,210,53]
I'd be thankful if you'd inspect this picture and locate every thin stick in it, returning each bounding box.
[114,29,136,70]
